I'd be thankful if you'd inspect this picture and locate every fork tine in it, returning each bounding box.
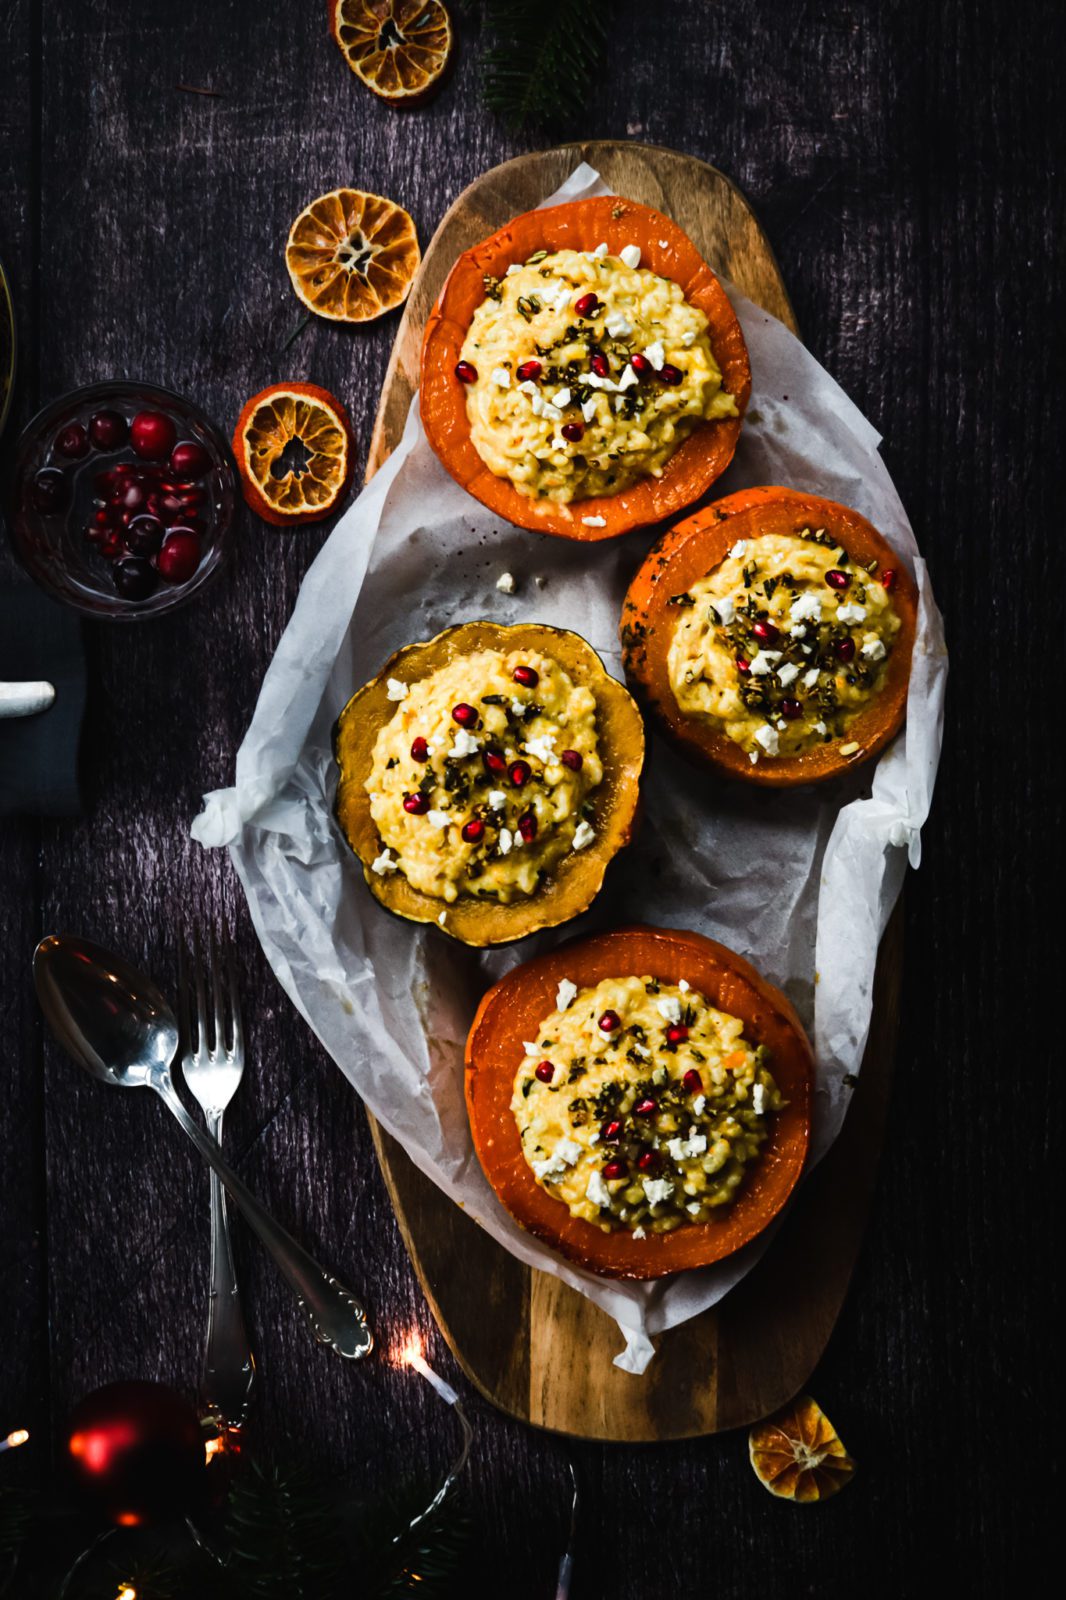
[177,934,194,1055]
[222,914,244,1060]
[209,925,227,1056]
[192,923,211,1057]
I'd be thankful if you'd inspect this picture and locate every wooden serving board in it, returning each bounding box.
[363,140,902,1441]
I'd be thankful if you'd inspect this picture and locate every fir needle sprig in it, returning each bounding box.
[479,0,610,132]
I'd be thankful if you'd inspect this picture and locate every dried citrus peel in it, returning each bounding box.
[286,187,420,324]
[748,1394,856,1502]
[330,0,453,105]
[232,383,354,527]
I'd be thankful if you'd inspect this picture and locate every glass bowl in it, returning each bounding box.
[8,379,236,619]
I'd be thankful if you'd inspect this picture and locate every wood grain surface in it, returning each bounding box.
[0,2,1060,1595]
[364,138,900,1441]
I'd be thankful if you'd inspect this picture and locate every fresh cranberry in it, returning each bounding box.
[637,1150,660,1174]
[410,736,430,762]
[590,351,610,378]
[125,514,164,556]
[574,292,600,318]
[454,360,477,383]
[603,1160,627,1181]
[99,530,125,560]
[518,810,537,842]
[780,697,803,720]
[130,410,177,461]
[752,618,780,645]
[31,468,69,513]
[169,440,210,480]
[155,528,201,583]
[835,636,856,663]
[451,702,478,727]
[461,817,485,843]
[512,664,539,688]
[634,1097,657,1116]
[598,1010,621,1033]
[403,792,430,815]
[666,1024,689,1046]
[736,657,751,676]
[508,760,531,787]
[55,423,89,458]
[880,568,898,591]
[602,1119,623,1142]
[89,409,128,450]
[659,364,683,386]
[682,1068,703,1094]
[561,421,584,442]
[630,353,652,378]
[560,749,583,771]
[515,359,542,382]
[825,568,850,590]
[483,747,507,776]
[535,1061,555,1084]
[113,557,158,600]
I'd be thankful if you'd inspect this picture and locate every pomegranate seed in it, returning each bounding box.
[178,486,205,508]
[561,421,584,443]
[169,440,210,480]
[403,792,431,815]
[780,697,803,720]
[461,817,485,844]
[630,353,652,377]
[515,359,542,382]
[535,1061,555,1083]
[454,360,478,383]
[518,810,538,842]
[659,364,683,385]
[512,664,539,687]
[508,760,531,787]
[682,1068,703,1094]
[483,747,507,775]
[146,490,165,518]
[736,657,751,676]
[85,525,108,545]
[590,351,610,378]
[155,528,201,584]
[410,736,430,762]
[603,1160,627,1181]
[835,636,856,663]
[634,1097,657,1116]
[752,618,780,645]
[451,702,478,727]
[825,568,850,590]
[89,409,128,450]
[602,1119,624,1142]
[666,1024,689,1046]
[130,410,177,461]
[574,292,600,318]
[598,1010,621,1033]
[560,749,583,771]
[119,481,148,513]
[126,514,164,556]
[55,423,89,458]
[637,1150,660,1174]
[99,530,125,560]
[92,506,111,529]
[881,568,898,591]
[111,462,136,477]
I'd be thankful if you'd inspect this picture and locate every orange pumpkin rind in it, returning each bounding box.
[420,197,751,541]
[749,1394,857,1502]
[621,486,918,786]
[465,924,813,1278]
[232,382,355,527]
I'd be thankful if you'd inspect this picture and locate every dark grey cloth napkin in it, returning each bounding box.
[0,578,85,816]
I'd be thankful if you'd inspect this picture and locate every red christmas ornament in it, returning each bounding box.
[65,1380,206,1526]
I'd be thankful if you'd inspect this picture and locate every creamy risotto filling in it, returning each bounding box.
[667,529,902,762]
[511,976,783,1234]
[365,649,602,903]
[457,245,738,504]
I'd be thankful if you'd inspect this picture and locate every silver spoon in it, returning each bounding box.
[33,932,373,1361]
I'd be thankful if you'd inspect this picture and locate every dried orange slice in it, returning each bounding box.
[330,1,454,105]
[748,1395,856,1503]
[232,383,355,526]
[286,188,420,324]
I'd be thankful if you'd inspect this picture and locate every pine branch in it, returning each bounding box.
[365,1483,470,1600]
[224,1461,347,1600]
[480,0,609,132]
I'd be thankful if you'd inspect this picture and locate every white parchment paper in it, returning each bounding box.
[193,165,947,1373]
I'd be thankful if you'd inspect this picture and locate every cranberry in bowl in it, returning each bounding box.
[8,380,235,618]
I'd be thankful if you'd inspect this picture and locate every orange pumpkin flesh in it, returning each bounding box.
[420,197,751,541]
[620,486,919,787]
[465,925,813,1279]
[333,622,644,948]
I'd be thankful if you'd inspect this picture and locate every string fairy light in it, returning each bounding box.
[0,1428,29,1453]
[397,1334,473,1535]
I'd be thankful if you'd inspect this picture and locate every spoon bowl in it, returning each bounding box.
[34,932,179,1088]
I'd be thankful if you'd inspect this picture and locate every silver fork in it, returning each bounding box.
[179,923,256,1436]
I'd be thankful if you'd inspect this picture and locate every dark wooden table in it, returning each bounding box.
[0,2,1058,1594]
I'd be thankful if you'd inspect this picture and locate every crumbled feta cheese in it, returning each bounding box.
[505,262,523,277]
[522,1041,538,1055]
[523,734,556,764]
[813,720,828,735]
[551,387,571,408]
[586,1170,612,1208]
[632,1042,650,1059]
[605,311,633,338]
[449,729,481,758]
[632,1225,646,1239]
[802,667,820,688]
[680,328,697,347]
[581,396,598,424]
[496,570,516,593]
[751,1082,767,1115]
[509,697,527,716]
[591,241,608,258]
[642,339,665,370]
[572,819,596,851]
[776,662,800,687]
[581,513,607,527]
[789,624,808,639]
[426,809,451,829]
[642,1177,674,1206]
[556,978,578,1011]
[437,911,447,926]
[386,678,408,701]
[693,1094,706,1114]
[619,244,641,268]
[754,724,780,756]
[790,591,823,623]
[687,1202,702,1216]
[614,395,626,411]
[530,392,545,416]
[491,366,511,388]
[555,1137,582,1167]
[518,379,538,396]
[617,363,638,390]
[656,995,682,1024]
[711,596,736,625]
[371,848,397,876]
[541,281,573,313]
[749,649,782,676]
[667,1132,708,1161]
[678,979,690,992]
[861,632,887,661]
[729,539,749,559]
[487,789,506,811]
[776,719,788,732]
[541,402,563,423]
[840,740,861,756]
[749,750,759,764]
[498,828,513,855]
[836,602,867,624]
